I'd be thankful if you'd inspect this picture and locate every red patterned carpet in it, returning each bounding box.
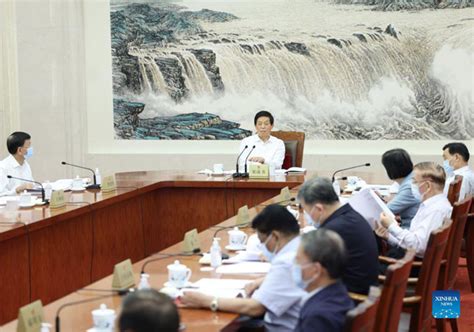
[451,258,474,332]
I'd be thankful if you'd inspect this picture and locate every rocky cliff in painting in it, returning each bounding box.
[114,99,251,139]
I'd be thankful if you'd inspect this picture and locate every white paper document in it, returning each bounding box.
[348,188,396,229]
[181,278,252,298]
[223,251,262,263]
[193,278,252,290]
[0,196,20,205]
[216,262,271,274]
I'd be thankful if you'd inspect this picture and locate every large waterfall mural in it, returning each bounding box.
[111,0,474,140]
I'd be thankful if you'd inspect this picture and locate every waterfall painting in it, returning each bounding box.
[111,0,473,140]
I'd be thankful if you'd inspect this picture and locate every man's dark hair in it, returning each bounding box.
[254,110,274,126]
[381,148,414,180]
[443,142,470,162]
[7,132,31,155]
[301,229,346,279]
[297,177,339,205]
[251,204,299,235]
[119,289,180,332]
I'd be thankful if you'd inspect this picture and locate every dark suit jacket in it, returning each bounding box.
[294,281,354,332]
[320,203,379,294]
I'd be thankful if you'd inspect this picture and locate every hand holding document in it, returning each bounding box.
[348,188,396,229]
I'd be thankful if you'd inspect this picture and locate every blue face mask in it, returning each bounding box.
[443,159,454,177]
[258,234,277,262]
[304,210,319,228]
[411,182,424,201]
[291,263,316,290]
[24,147,33,159]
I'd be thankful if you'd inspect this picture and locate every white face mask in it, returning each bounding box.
[411,181,427,201]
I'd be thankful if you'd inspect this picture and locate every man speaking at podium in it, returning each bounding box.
[0,131,34,196]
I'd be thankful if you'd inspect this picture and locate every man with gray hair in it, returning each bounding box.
[293,229,354,332]
[297,177,378,294]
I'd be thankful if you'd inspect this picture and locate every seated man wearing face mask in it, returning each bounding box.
[181,205,305,332]
[375,162,452,260]
[0,132,34,196]
[298,177,379,295]
[442,142,474,202]
[294,229,354,332]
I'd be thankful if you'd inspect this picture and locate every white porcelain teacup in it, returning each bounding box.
[167,260,192,288]
[228,227,248,248]
[72,177,84,189]
[19,192,32,205]
[91,303,115,330]
[213,164,224,174]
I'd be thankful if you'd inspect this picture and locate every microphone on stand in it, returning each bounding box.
[6,175,46,203]
[61,161,100,189]
[241,145,256,178]
[55,290,132,332]
[331,163,371,182]
[140,250,201,274]
[233,145,248,178]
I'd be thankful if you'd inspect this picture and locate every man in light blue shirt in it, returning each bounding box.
[182,205,305,331]
[382,149,420,228]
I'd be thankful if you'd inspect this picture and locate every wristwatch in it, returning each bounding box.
[210,297,219,312]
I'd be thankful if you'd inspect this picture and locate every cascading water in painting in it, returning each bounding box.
[110,0,473,140]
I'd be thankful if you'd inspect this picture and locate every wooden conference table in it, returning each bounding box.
[0,170,306,327]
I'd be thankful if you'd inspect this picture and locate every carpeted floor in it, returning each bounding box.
[451,258,474,332]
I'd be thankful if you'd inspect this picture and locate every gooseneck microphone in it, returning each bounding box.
[6,175,46,203]
[331,163,371,182]
[233,145,248,178]
[61,161,100,189]
[242,145,256,178]
[140,250,200,274]
[212,221,252,239]
[55,290,131,332]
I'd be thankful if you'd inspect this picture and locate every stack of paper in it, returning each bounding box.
[216,262,271,274]
[181,278,252,298]
[0,196,20,205]
[223,251,262,264]
[348,188,396,229]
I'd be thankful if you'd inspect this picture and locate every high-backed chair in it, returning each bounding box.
[447,175,463,205]
[402,220,452,332]
[375,249,415,332]
[349,249,415,332]
[463,196,474,291]
[434,197,471,332]
[344,287,381,332]
[271,131,305,168]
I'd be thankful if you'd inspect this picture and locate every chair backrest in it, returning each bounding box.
[411,219,452,332]
[447,175,463,205]
[374,249,415,332]
[440,197,472,289]
[271,131,305,168]
[345,286,381,332]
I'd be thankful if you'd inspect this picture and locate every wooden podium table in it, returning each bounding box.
[0,171,305,326]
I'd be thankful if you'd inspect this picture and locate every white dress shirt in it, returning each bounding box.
[444,166,474,201]
[387,193,452,257]
[252,236,306,332]
[0,154,33,196]
[238,134,285,170]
